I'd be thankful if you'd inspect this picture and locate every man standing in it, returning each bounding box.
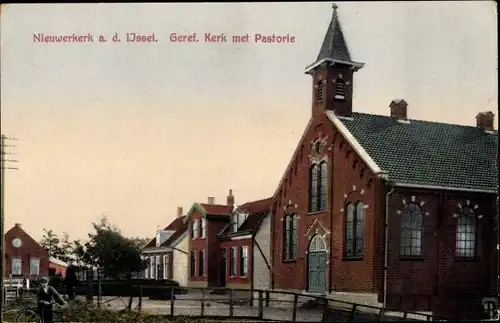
[64,261,78,301]
[37,276,67,323]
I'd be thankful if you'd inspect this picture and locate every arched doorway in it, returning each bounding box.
[307,234,328,293]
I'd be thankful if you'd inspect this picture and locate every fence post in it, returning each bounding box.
[265,290,270,307]
[258,290,263,319]
[322,297,329,322]
[292,294,299,322]
[201,288,205,316]
[170,285,175,316]
[86,269,93,304]
[229,289,234,317]
[97,268,101,307]
[138,285,143,313]
[350,304,357,321]
[378,307,385,321]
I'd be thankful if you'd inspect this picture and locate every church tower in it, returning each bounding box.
[306,3,364,118]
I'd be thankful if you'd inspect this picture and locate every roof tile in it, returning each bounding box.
[339,112,498,192]
[144,216,188,249]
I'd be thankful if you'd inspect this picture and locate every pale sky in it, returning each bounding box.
[1,2,497,242]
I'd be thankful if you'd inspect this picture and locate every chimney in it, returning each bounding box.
[177,206,183,218]
[389,99,408,120]
[207,197,215,205]
[14,223,21,228]
[475,111,495,131]
[227,189,235,208]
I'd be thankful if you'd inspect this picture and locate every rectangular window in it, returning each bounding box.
[229,247,236,277]
[192,220,199,239]
[11,257,22,276]
[200,218,206,238]
[240,246,248,276]
[190,251,196,277]
[150,256,155,279]
[199,250,205,276]
[163,254,170,280]
[155,255,160,279]
[144,256,149,279]
[29,258,40,276]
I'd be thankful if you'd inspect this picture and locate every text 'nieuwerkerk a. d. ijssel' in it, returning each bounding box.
[32,32,296,44]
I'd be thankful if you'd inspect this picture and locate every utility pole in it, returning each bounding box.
[1,134,18,306]
[496,192,499,320]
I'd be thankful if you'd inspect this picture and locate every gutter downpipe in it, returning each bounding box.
[383,177,395,309]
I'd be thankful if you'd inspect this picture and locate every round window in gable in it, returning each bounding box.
[314,141,323,153]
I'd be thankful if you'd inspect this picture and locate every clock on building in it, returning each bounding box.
[12,237,22,248]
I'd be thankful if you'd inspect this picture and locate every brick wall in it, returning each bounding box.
[4,225,50,278]
[206,219,227,287]
[220,238,252,289]
[271,113,378,293]
[188,212,208,287]
[384,188,496,319]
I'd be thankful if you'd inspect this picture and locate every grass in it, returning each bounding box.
[1,302,269,323]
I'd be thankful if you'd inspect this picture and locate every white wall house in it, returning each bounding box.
[252,211,272,298]
[142,212,189,285]
[171,231,189,287]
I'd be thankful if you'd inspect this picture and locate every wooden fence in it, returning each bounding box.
[5,283,453,322]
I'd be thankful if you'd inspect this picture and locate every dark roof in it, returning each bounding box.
[219,197,273,237]
[183,202,232,224]
[339,112,498,192]
[143,216,188,249]
[160,216,188,247]
[199,203,232,215]
[315,6,352,63]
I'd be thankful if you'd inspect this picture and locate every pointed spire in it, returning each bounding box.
[317,3,351,62]
[305,3,364,74]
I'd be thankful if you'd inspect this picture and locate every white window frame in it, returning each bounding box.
[240,246,248,277]
[11,257,22,276]
[455,207,478,258]
[29,258,40,276]
[200,218,206,238]
[163,254,170,280]
[192,220,199,239]
[149,256,154,279]
[144,256,149,279]
[155,255,160,279]
[229,247,236,277]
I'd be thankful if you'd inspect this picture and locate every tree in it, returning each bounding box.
[76,215,148,309]
[39,229,74,262]
[83,215,148,279]
[60,232,73,262]
[130,237,150,248]
[39,229,69,261]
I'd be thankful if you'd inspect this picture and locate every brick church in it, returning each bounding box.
[269,4,498,320]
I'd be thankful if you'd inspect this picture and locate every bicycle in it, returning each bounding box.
[15,301,67,323]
